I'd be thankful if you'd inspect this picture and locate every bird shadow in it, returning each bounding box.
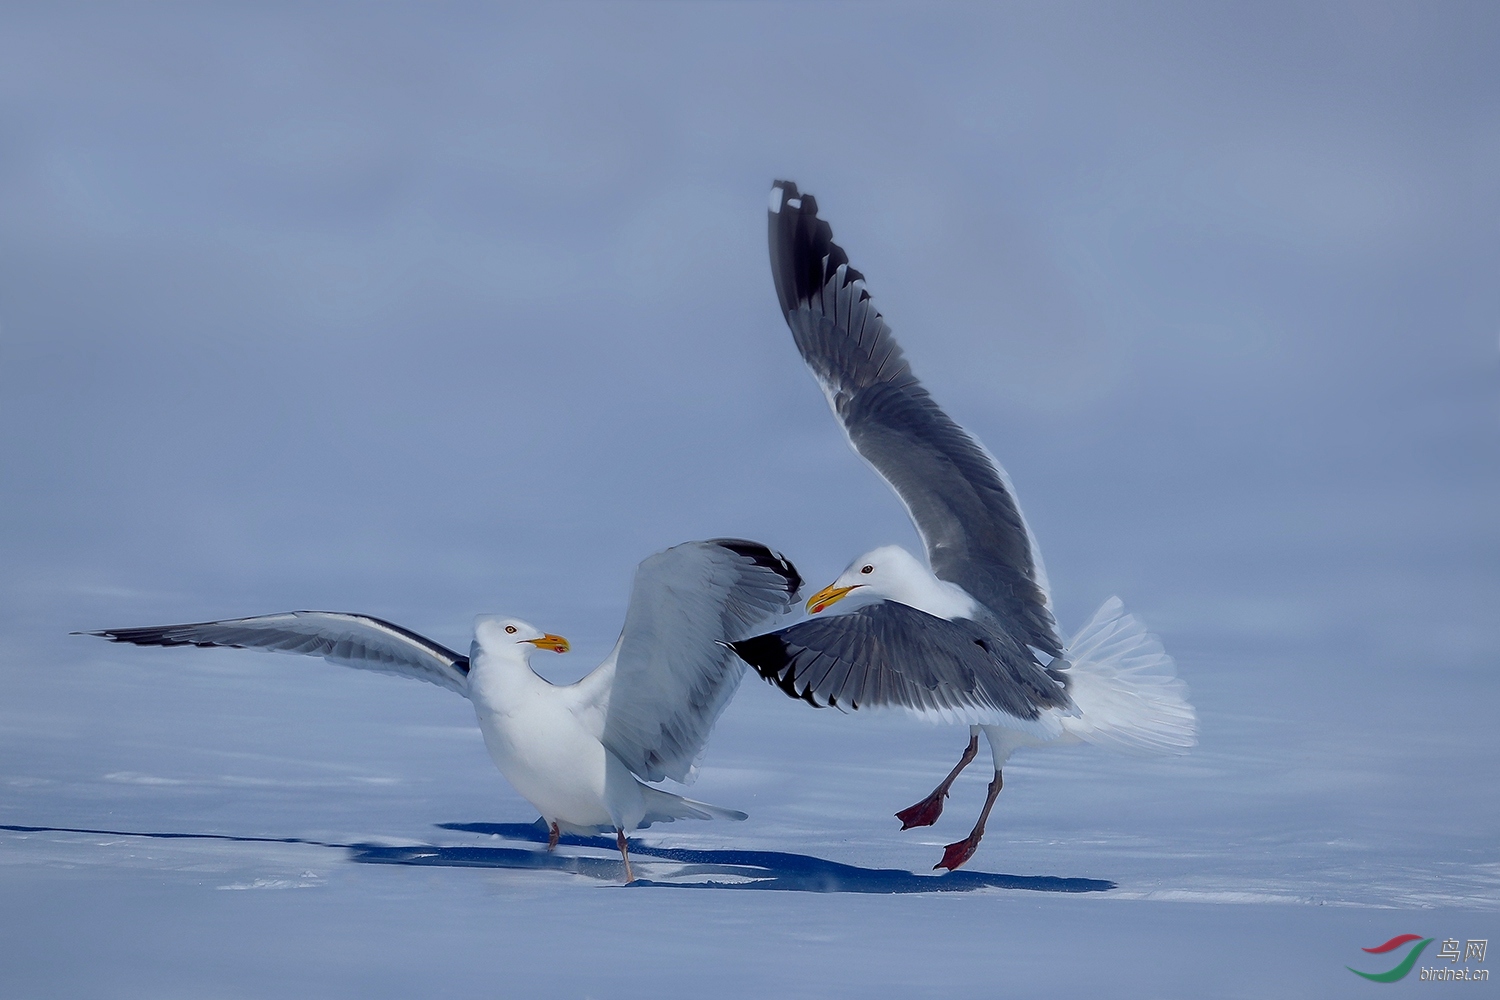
[415,821,1115,894]
[1,822,1114,894]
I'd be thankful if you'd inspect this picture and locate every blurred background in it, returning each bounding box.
[0,3,1495,994]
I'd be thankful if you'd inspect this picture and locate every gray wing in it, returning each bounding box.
[600,539,801,783]
[730,602,1071,730]
[79,611,471,695]
[769,181,1061,656]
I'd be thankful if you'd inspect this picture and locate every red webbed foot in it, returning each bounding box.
[934,834,982,872]
[895,790,947,830]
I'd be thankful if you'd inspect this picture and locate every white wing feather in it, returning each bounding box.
[579,539,800,784]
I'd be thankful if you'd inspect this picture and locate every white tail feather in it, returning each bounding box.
[639,784,748,826]
[1058,597,1196,755]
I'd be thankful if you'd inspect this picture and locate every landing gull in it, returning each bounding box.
[732,182,1196,871]
[82,538,801,882]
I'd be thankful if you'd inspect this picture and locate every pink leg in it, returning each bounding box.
[934,770,1003,872]
[616,829,635,884]
[546,821,560,852]
[896,734,979,830]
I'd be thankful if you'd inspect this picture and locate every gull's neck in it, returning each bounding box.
[471,642,543,676]
[874,549,981,620]
[467,643,547,707]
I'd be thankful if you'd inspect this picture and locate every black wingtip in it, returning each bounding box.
[730,633,824,708]
[768,180,865,320]
[74,628,140,642]
[770,179,800,210]
[709,538,803,603]
[79,627,148,644]
[82,625,219,649]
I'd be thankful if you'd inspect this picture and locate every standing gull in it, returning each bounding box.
[732,182,1195,871]
[82,538,800,882]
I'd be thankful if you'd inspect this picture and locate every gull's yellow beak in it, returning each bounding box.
[806,583,860,615]
[523,633,571,654]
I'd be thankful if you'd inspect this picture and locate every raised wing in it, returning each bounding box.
[769,180,1061,656]
[598,539,801,783]
[731,602,1071,733]
[79,611,470,695]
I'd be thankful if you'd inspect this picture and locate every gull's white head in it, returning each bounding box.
[805,545,978,620]
[805,545,930,613]
[473,616,570,657]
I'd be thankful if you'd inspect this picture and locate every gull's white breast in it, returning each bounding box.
[467,655,621,829]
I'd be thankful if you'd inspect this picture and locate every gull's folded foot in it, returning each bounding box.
[934,833,982,872]
[895,790,947,830]
[896,733,979,830]
[546,821,560,852]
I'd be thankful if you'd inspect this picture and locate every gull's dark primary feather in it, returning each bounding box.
[768,180,1060,657]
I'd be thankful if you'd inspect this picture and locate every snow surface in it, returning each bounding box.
[2,616,1496,997]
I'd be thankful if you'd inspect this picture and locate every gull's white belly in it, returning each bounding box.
[471,691,615,829]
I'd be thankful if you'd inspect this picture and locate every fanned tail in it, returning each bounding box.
[1058,598,1196,755]
[638,784,748,827]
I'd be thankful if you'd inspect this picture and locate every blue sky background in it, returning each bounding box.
[1,4,1496,996]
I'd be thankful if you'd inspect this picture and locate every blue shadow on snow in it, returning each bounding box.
[406,821,1115,894]
[1,822,1114,894]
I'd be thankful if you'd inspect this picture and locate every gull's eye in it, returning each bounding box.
[861,565,874,575]
[505,625,517,634]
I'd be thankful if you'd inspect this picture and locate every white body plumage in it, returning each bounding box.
[467,617,648,833]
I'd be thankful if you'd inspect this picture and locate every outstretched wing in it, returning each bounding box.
[79,611,470,695]
[594,539,801,783]
[769,181,1060,656]
[731,602,1071,733]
